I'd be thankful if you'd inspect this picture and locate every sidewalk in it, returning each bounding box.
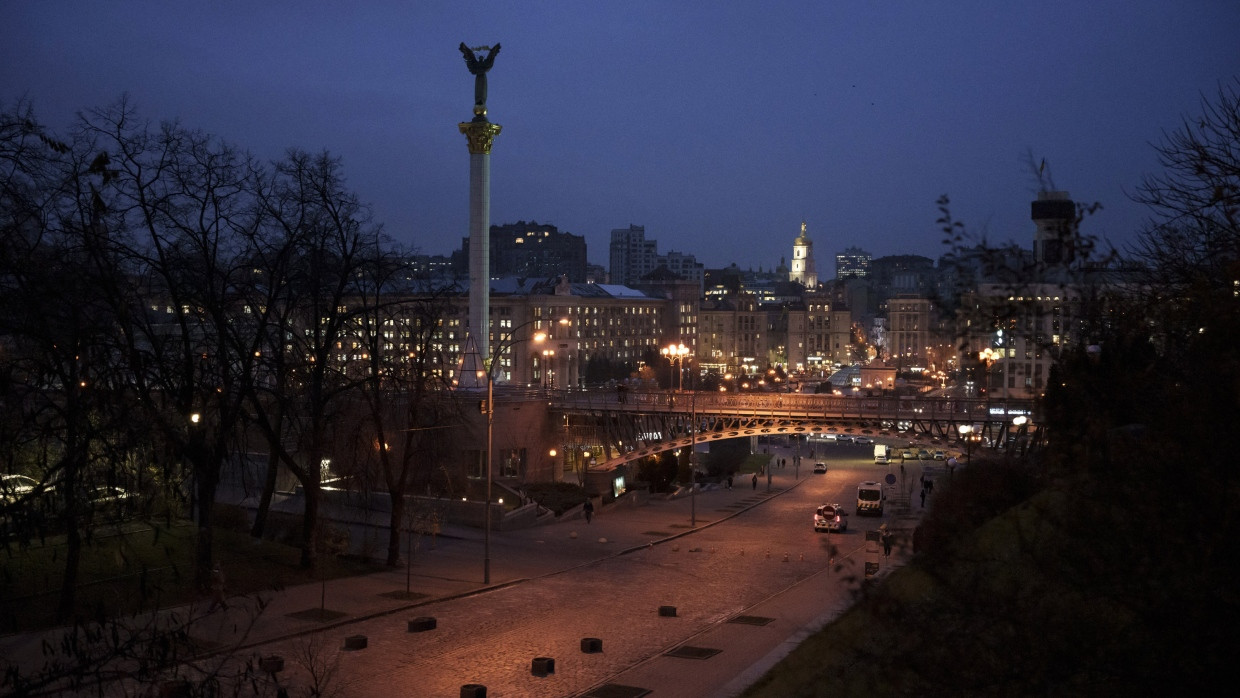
[0,447,924,697]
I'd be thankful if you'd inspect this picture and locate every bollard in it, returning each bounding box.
[569,531,578,539]
[598,537,608,544]
[460,684,487,698]
[765,550,770,559]
[342,635,368,651]
[159,681,191,698]
[783,552,790,562]
[799,553,804,561]
[581,637,603,653]
[531,657,556,676]
[408,617,437,633]
[658,605,678,617]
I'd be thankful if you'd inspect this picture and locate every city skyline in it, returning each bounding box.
[4,1,1237,269]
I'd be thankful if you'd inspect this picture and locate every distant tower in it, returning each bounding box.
[458,43,503,377]
[789,221,818,289]
[1031,190,1076,266]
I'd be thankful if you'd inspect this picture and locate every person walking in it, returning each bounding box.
[727,474,733,490]
[583,497,594,524]
[751,473,758,490]
[208,562,228,612]
[881,525,893,557]
[920,488,926,508]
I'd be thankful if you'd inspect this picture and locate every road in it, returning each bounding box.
[234,441,923,697]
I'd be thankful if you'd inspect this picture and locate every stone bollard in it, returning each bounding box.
[460,684,487,698]
[342,635,368,651]
[159,681,191,698]
[408,616,437,633]
[259,655,285,673]
[581,637,603,653]
[658,605,677,617]
[531,657,556,676]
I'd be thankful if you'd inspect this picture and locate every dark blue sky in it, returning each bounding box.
[5,1,1238,271]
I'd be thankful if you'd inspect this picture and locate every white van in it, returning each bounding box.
[873,444,889,464]
[856,480,884,516]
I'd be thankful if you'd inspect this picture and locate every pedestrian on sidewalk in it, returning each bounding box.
[208,562,228,612]
[583,498,594,523]
[881,525,893,557]
[727,474,733,490]
[920,489,926,508]
[751,473,758,490]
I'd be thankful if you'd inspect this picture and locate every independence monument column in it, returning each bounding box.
[458,42,502,367]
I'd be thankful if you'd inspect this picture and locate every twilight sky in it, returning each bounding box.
[4,1,1238,272]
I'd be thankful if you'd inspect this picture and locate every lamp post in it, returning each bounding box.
[959,423,981,465]
[688,355,697,527]
[662,342,688,391]
[541,349,556,389]
[478,318,562,584]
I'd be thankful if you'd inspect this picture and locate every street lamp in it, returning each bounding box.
[959,423,981,464]
[541,349,556,389]
[661,342,689,391]
[478,318,561,584]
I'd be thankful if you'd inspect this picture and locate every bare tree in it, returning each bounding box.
[245,149,376,570]
[352,251,463,565]
[74,98,266,590]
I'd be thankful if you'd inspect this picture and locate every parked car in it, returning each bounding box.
[84,486,139,521]
[918,449,932,460]
[814,503,848,532]
[836,434,853,443]
[0,474,38,504]
[901,449,916,460]
[853,436,873,445]
[813,462,828,474]
[933,449,946,460]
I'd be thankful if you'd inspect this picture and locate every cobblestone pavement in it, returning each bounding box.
[0,445,926,697]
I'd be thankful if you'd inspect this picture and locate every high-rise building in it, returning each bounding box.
[835,246,871,280]
[480,221,587,281]
[608,224,659,285]
[789,221,819,289]
[1031,190,1077,267]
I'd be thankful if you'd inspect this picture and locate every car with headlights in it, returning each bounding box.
[814,503,847,532]
[0,474,38,505]
[812,462,827,474]
[901,448,916,460]
[933,449,946,460]
[853,436,873,445]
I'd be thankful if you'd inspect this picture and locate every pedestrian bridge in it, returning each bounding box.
[547,390,1038,471]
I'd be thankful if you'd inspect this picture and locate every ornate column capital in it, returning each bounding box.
[458,121,503,155]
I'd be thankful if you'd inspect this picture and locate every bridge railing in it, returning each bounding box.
[549,388,1036,423]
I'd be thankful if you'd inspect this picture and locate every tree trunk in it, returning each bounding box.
[250,448,280,539]
[386,491,405,567]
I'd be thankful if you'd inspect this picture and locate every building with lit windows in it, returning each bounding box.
[456,220,588,282]
[835,246,871,280]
